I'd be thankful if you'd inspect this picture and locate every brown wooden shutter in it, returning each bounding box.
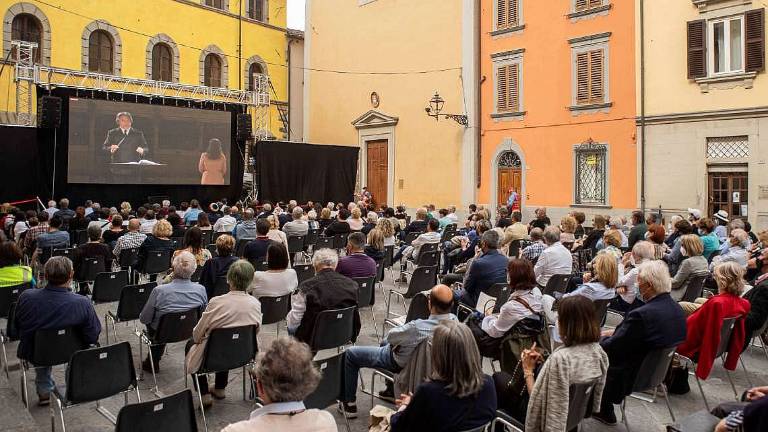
[589,0,603,8]
[497,0,507,29]
[687,20,707,79]
[509,64,520,112]
[745,9,765,72]
[576,52,589,104]
[509,0,519,27]
[497,65,509,111]
[575,0,588,11]
[589,49,604,103]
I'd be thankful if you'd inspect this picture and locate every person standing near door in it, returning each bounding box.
[506,188,519,213]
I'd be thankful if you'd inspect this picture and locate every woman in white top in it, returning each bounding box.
[266,215,289,250]
[251,243,298,298]
[347,207,364,231]
[542,252,618,323]
[481,259,543,339]
[376,217,396,247]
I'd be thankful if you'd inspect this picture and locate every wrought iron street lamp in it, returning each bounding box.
[425,91,468,126]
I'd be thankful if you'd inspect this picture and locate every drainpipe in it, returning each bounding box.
[640,0,646,213]
[238,0,243,89]
[287,37,292,141]
[475,0,482,190]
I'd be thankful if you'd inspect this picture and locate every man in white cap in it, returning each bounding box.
[713,209,729,241]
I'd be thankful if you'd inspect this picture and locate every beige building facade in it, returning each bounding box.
[303,0,478,209]
[641,0,768,228]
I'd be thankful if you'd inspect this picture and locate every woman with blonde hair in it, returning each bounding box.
[347,207,364,231]
[670,234,708,301]
[376,217,396,247]
[560,216,577,245]
[365,228,385,261]
[265,215,289,258]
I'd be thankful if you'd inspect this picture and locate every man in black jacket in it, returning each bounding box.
[286,248,360,345]
[103,111,148,163]
[594,260,687,425]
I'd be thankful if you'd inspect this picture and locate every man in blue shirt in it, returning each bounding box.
[139,251,207,371]
[15,256,101,406]
[35,215,70,257]
[455,230,509,308]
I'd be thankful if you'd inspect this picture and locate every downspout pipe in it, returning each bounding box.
[640,0,646,213]
[475,0,482,190]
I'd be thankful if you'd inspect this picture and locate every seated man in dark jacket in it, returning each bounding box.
[286,248,361,344]
[454,230,509,308]
[242,219,275,265]
[323,208,351,237]
[15,256,101,406]
[72,225,114,292]
[594,260,687,424]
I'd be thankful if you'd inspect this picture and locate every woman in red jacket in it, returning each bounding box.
[677,261,750,379]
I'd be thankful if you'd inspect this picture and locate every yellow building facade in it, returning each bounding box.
[304,0,478,209]
[0,0,288,137]
[641,0,768,228]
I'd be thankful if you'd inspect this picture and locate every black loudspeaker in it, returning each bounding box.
[237,113,252,141]
[37,95,62,129]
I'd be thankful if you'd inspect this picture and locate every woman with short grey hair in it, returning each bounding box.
[312,248,338,271]
[172,250,198,280]
[390,320,496,431]
[221,337,337,432]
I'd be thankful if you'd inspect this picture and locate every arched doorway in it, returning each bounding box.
[497,150,522,208]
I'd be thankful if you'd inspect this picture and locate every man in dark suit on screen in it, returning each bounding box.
[102,111,148,163]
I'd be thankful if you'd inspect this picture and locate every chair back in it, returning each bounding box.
[309,306,356,352]
[403,231,422,245]
[304,229,319,248]
[509,239,525,258]
[92,270,129,303]
[211,276,230,298]
[404,266,438,298]
[144,249,172,275]
[593,299,612,327]
[75,230,88,246]
[293,264,315,285]
[53,248,76,259]
[79,256,106,282]
[154,308,201,344]
[170,237,183,251]
[565,380,598,431]
[574,249,594,272]
[484,283,511,314]
[118,247,140,268]
[383,245,395,269]
[65,341,136,404]
[334,233,349,249]
[259,294,291,325]
[206,244,217,257]
[190,266,203,282]
[30,327,87,366]
[234,239,251,258]
[304,352,344,410]
[680,273,709,303]
[212,231,227,243]
[115,283,157,321]
[405,291,431,323]
[632,346,677,393]
[715,316,739,359]
[376,259,385,282]
[353,276,377,307]
[542,273,572,296]
[416,250,439,267]
[252,260,268,271]
[440,226,457,243]
[115,389,198,432]
[0,282,31,318]
[316,236,334,250]
[198,325,258,374]
[287,236,305,254]
[200,230,213,247]
[707,249,721,264]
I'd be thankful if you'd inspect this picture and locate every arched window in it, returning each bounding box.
[498,151,522,168]
[204,54,222,87]
[11,13,42,62]
[88,30,113,73]
[152,43,173,82]
[248,62,264,91]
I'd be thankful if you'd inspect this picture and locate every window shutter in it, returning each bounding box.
[496,0,507,29]
[509,64,519,112]
[589,49,604,103]
[687,20,707,79]
[589,0,603,8]
[575,0,588,11]
[509,0,519,27]
[497,65,509,111]
[576,52,589,104]
[745,9,765,73]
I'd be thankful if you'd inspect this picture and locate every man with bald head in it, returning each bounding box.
[339,284,457,417]
[112,218,147,262]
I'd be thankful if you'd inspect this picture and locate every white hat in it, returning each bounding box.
[687,208,702,220]
[714,210,729,223]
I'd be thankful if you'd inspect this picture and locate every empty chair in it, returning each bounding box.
[91,270,129,304]
[115,389,198,432]
[388,265,437,308]
[308,306,356,352]
[304,229,319,251]
[0,299,23,378]
[293,263,314,285]
[258,294,291,336]
[621,347,678,431]
[287,236,305,263]
[105,282,157,344]
[143,249,172,277]
[190,325,258,431]
[593,299,612,327]
[542,273,572,297]
[51,342,140,430]
[353,276,379,338]
[118,247,140,273]
[139,308,201,393]
[200,230,213,248]
[304,352,351,432]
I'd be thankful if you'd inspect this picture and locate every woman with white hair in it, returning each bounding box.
[362,211,378,235]
[221,337,337,431]
[614,241,656,311]
[710,229,750,270]
[347,207,364,231]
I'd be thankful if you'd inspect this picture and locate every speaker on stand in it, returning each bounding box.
[38,95,62,198]
[237,113,257,205]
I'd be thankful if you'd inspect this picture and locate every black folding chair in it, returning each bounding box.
[190,266,203,282]
[234,239,251,258]
[293,263,314,285]
[258,294,291,336]
[143,249,172,279]
[402,231,421,246]
[287,235,305,264]
[74,230,88,246]
[200,230,213,248]
[621,346,678,431]
[139,308,201,394]
[385,266,436,335]
[565,380,599,431]
[542,273,572,297]
[190,325,258,431]
[106,282,157,344]
[334,233,350,251]
[0,284,28,378]
[52,342,140,429]
[115,389,198,432]
[211,276,230,298]
[91,270,129,304]
[315,236,334,251]
[170,237,183,251]
[353,276,379,339]
[53,247,76,260]
[383,290,431,336]
[304,352,351,432]
[308,306,356,352]
[456,282,512,321]
[252,260,268,271]
[205,244,217,257]
[118,247,140,283]
[304,229,319,255]
[19,327,88,408]
[679,273,709,303]
[76,256,106,294]
[593,298,612,328]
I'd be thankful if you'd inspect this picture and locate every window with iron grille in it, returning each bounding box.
[706,136,749,159]
[574,142,607,205]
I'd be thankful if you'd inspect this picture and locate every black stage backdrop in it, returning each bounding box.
[0,87,245,207]
[256,141,359,205]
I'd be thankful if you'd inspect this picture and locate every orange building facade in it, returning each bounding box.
[480,0,638,222]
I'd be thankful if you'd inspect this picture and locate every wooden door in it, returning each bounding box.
[708,172,748,219]
[497,168,522,207]
[367,140,388,206]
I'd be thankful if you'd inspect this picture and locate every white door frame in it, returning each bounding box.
[352,110,398,205]
[490,138,526,211]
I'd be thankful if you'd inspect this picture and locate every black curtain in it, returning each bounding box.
[0,87,247,208]
[255,141,359,204]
